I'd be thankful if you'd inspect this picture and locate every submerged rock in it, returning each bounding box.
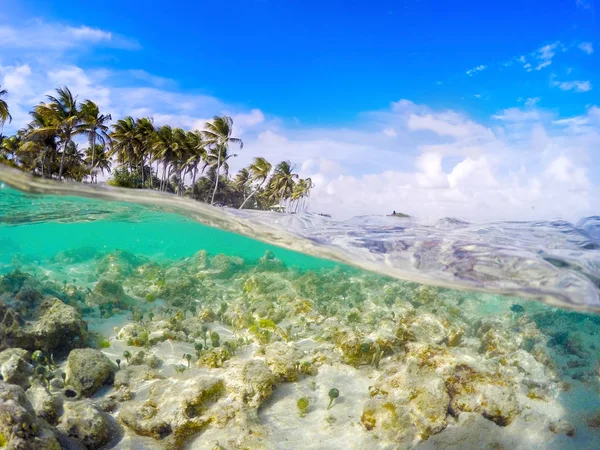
[119,374,225,448]
[0,301,25,351]
[28,298,88,354]
[26,384,60,425]
[225,359,277,408]
[362,363,450,443]
[0,381,61,450]
[57,399,113,449]
[446,363,521,426]
[0,348,32,388]
[264,341,302,381]
[87,279,132,309]
[65,349,116,397]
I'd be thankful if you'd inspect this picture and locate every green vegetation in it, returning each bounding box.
[297,397,310,417]
[0,85,314,212]
[327,388,339,410]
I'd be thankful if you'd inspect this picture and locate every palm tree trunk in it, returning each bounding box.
[90,132,96,183]
[210,151,221,205]
[58,139,69,180]
[239,180,264,209]
[191,165,198,196]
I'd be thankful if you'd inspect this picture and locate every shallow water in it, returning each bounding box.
[1,169,600,450]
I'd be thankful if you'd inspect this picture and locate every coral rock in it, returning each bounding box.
[65,349,116,397]
[119,374,225,448]
[0,348,32,388]
[225,359,277,407]
[57,399,112,449]
[264,341,302,381]
[0,381,61,450]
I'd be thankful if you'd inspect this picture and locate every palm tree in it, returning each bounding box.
[0,86,11,128]
[85,144,112,183]
[110,117,140,173]
[153,125,182,191]
[268,161,299,209]
[79,100,111,183]
[0,134,20,162]
[202,116,243,205]
[184,130,206,195]
[43,87,81,180]
[23,107,60,177]
[135,117,155,185]
[239,157,272,209]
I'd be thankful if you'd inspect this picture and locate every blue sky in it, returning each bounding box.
[1,0,599,220]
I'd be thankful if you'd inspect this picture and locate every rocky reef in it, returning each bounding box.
[0,247,599,449]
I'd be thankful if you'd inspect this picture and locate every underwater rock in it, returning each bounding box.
[0,269,35,295]
[0,381,61,450]
[118,323,149,347]
[225,359,277,408]
[361,398,416,446]
[446,363,521,426]
[26,384,59,425]
[88,279,132,309]
[95,249,146,279]
[331,329,376,367]
[254,250,286,272]
[409,313,449,345]
[208,254,244,279]
[363,363,450,442]
[52,247,98,265]
[196,347,230,369]
[65,349,116,397]
[0,348,32,388]
[476,318,519,357]
[57,399,112,449]
[114,364,163,390]
[28,298,88,354]
[0,301,25,351]
[264,341,302,381]
[119,375,225,448]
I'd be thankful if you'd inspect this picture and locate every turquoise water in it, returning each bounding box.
[1,180,600,450]
[0,186,337,271]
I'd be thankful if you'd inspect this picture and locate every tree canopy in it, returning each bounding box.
[0,86,313,212]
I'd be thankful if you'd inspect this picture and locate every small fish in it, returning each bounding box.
[510,304,525,313]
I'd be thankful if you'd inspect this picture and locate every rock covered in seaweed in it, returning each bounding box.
[65,348,116,397]
[362,362,450,443]
[57,399,113,449]
[1,297,87,355]
[119,374,225,448]
[264,341,303,382]
[0,348,32,388]
[29,298,88,354]
[26,384,60,425]
[0,381,61,450]
[224,359,277,408]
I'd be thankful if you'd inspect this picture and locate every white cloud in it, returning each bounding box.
[0,20,139,52]
[578,42,594,55]
[535,60,552,70]
[407,112,493,139]
[551,78,592,92]
[525,97,540,107]
[492,107,545,122]
[576,0,592,9]
[382,128,397,137]
[466,65,487,76]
